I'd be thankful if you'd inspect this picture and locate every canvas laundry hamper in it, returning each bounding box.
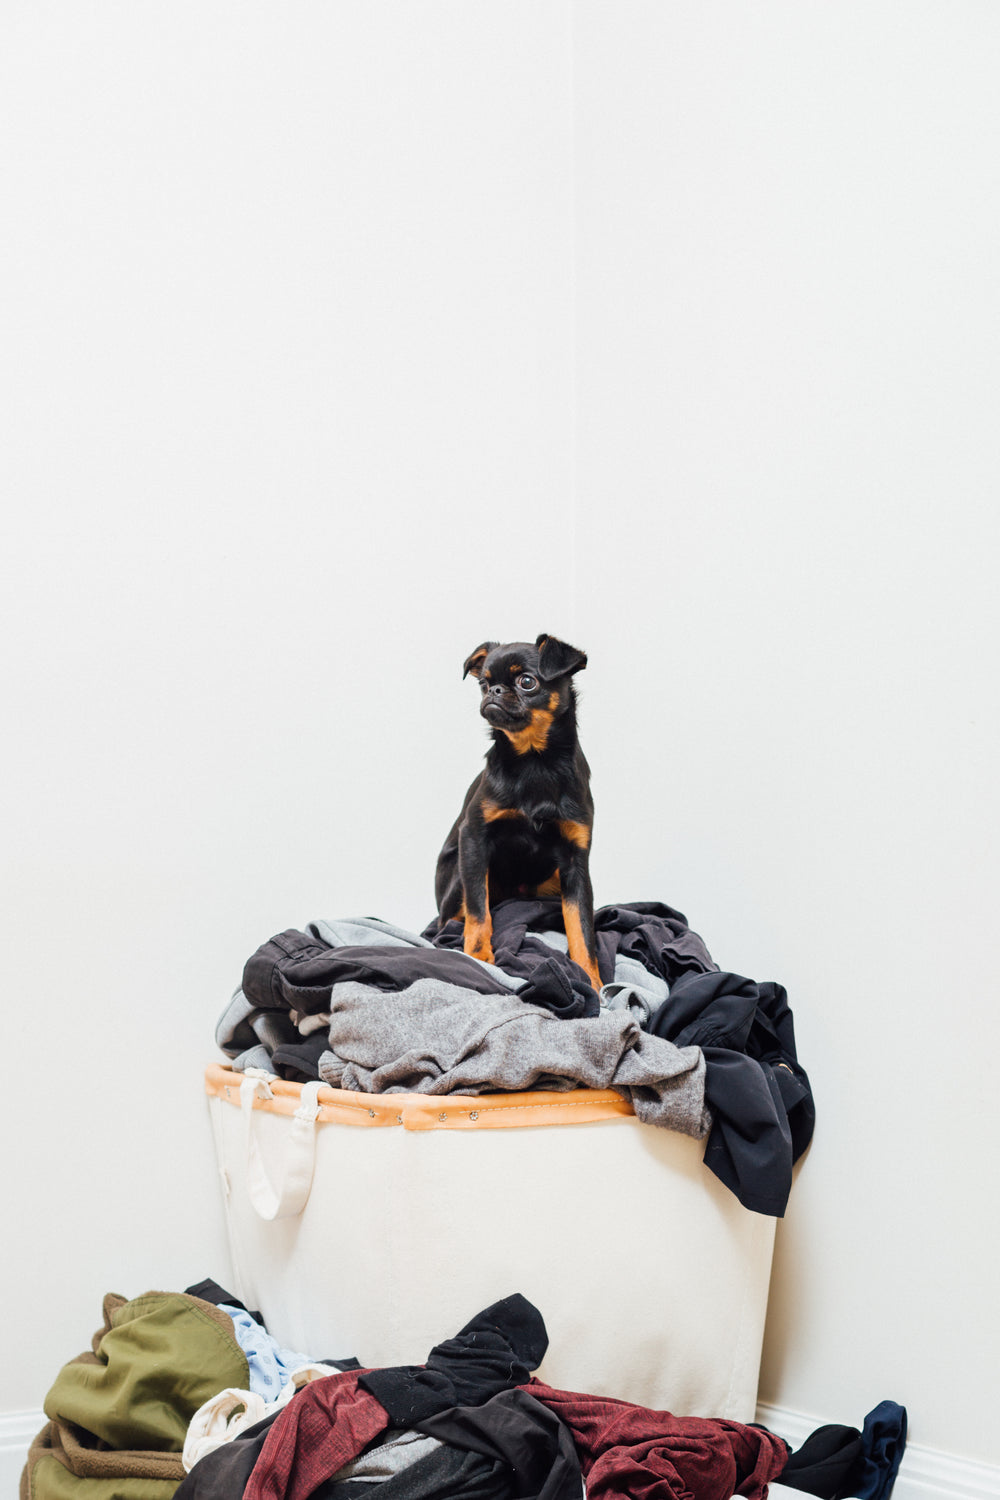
[205,1063,776,1421]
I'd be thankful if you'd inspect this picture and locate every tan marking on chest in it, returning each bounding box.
[481,801,525,823]
[501,691,559,755]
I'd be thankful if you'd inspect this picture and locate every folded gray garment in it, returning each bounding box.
[317,978,709,1137]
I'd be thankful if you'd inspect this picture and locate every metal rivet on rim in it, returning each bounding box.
[469,1110,479,1121]
[438,1112,447,1122]
[368,1109,376,1118]
[396,1114,403,1125]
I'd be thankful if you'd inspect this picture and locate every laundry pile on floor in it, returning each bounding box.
[217,899,815,1216]
[22,1284,906,1500]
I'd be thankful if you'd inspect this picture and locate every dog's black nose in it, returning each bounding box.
[488,684,505,698]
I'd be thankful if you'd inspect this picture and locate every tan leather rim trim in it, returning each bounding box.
[205,1062,635,1130]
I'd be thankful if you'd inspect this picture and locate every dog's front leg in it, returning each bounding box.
[557,836,601,992]
[458,819,494,963]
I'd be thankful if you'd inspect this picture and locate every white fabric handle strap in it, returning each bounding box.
[239,1072,322,1221]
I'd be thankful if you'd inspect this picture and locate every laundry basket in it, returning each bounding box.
[205,1063,775,1420]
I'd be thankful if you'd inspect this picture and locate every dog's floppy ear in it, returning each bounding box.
[535,634,587,680]
[463,642,496,679]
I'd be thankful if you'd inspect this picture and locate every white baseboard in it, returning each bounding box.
[758,1402,1000,1500]
[0,1410,43,1497]
[4,1402,998,1500]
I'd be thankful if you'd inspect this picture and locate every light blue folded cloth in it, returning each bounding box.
[219,1306,317,1402]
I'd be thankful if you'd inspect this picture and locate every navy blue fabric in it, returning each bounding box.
[856,1401,908,1500]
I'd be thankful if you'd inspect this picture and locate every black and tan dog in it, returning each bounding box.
[434,633,601,991]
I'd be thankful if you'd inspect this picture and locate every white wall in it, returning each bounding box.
[0,0,573,1413]
[572,0,1000,1468]
[3,0,998,1478]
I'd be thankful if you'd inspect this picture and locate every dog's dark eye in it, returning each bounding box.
[517,674,537,691]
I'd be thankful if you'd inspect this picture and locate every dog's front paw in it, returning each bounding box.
[463,916,495,966]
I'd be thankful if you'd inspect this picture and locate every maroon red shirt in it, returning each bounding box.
[243,1368,788,1500]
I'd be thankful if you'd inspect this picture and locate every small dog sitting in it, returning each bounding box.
[434,633,601,991]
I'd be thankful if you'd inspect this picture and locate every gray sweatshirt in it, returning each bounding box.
[317,977,709,1138]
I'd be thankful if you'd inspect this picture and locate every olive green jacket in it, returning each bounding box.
[23,1291,249,1500]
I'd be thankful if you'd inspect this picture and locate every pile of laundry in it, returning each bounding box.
[217,899,815,1216]
[23,1283,906,1500]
